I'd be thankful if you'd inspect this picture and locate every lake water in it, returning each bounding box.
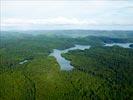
[50,45,90,70]
[50,43,132,71]
[19,60,28,64]
[50,49,73,70]
[104,43,132,48]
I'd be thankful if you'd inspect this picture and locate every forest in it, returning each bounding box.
[62,46,133,99]
[0,30,133,100]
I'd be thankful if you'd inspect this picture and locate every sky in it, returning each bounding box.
[1,0,133,30]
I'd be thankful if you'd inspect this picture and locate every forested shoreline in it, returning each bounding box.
[0,31,133,100]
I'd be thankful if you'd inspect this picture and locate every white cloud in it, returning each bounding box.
[1,0,133,30]
[1,17,98,27]
[1,17,133,28]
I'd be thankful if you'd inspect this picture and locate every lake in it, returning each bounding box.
[50,45,91,70]
[50,43,132,71]
[104,43,132,48]
[19,60,28,64]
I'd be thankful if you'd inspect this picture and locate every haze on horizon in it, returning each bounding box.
[1,0,133,30]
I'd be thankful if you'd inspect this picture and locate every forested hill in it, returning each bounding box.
[62,46,133,100]
[1,30,133,38]
[0,31,133,100]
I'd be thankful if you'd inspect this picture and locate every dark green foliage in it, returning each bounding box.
[63,46,133,100]
[0,31,133,100]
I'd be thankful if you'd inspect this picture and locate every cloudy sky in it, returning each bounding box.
[1,0,133,30]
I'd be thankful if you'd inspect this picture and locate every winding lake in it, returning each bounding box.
[104,43,132,48]
[50,43,132,71]
[50,45,90,70]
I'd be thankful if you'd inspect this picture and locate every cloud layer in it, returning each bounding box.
[1,0,133,30]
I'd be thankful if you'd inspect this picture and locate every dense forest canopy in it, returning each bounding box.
[0,30,133,100]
